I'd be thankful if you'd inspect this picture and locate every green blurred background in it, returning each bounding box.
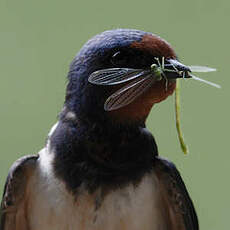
[0,0,229,229]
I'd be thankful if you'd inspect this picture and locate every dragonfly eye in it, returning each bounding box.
[151,63,157,70]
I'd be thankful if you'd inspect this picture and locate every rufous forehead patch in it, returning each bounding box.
[130,34,176,59]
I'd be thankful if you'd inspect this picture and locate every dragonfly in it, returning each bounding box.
[88,57,220,111]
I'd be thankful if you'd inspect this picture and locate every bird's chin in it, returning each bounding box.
[108,80,176,124]
[149,80,176,104]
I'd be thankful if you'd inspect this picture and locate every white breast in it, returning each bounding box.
[27,148,166,230]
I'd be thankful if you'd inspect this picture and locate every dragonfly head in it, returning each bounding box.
[150,63,163,81]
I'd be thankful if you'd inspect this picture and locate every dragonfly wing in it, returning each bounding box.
[188,66,216,73]
[190,74,221,88]
[89,68,148,85]
[104,74,156,111]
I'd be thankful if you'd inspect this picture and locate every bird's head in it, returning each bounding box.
[63,29,189,127]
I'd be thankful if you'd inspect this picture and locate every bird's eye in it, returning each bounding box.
[110,51,127,66]
[110,50,153,69]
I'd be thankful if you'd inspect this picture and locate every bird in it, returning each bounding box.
[0,29,199,230]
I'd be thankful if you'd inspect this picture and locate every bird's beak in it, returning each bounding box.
[164,59,192,79]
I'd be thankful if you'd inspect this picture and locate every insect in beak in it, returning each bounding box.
[88,57,220,111]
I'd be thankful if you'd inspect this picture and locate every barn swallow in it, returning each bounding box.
[0,29,199,230]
